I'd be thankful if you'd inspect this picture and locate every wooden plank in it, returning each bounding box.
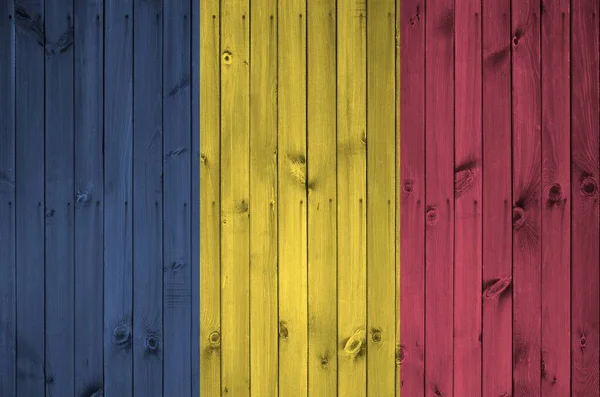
[511,0,542,395]
[249,0,278,395]
[481,0,512,394]
[73,1,104,395]
[366,0,396,395]
[424,0,454,394]
[540,1,570,395]
[399,0,425,394]
[163,0,192,393]
[133,0,163,394]
[453,0,482,395]
[199,0,221,395]
[277,0,308,395]
[307,0,337,395]
[44,1,75,395]
[395,2,401,395]
[220,0,250,395]
[104,0,134,393]
[336,0,366,394]
[14,0,46,394]
[571,0,599,395]
[0,0,16,394]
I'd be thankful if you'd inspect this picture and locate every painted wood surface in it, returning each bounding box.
[0,0,199,395]
[400,0,599,396]
[199,0,400,395]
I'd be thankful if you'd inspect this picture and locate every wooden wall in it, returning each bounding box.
[200,0,400,396]
[0,0,200,396]
[401,0,599,396]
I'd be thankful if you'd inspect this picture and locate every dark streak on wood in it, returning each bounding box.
[15,5,45,46]
[454,159,480,198]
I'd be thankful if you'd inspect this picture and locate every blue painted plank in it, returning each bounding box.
[74,0,104,395]
[14,0,46,395]
[191,0,200,394]
[44,1,75,395]
[104,0,134,394]
[133,0,164,395]
[0,1,16,395]
[163,0,192,393]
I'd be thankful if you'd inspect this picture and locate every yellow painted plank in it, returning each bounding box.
[220,1,250,395]
[337,1,367,396]
[367,0,397,395]
[250,0,278,395]
[278,0,308,394]
[200,0,221,395]
[307,0,337,395]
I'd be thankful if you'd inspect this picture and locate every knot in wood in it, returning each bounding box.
[278,322,289,339]
[320,357,328,367]
[209,331,221,347]
[580,177,597,196]
[426,207,438,226]
[579,335,587,347]
[343,329,366,358]
[145,334,160,352]
[222,51,233,65]
[371,329,382,343]
[396,345,405,365]
[512,207,526,229]
[112,324,132,346]
[403,181,414,195]
[547,183,562,203]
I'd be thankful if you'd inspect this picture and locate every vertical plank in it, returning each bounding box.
[277,0,308,394]
[399,0,425,394]
[424,0,454,394]
[0,0,16,394]
[453,0,482,395]
[133,0,163,394]
[14,0,46,394]
[199,0,221,394]
[74,1,104,395]
[336,0,367,394]
[571,0,600,395]
[307,0,337,395]
[45,0,75,394]
[163,0,192,393]
[104,0,134,393]
[511,0,541,395]
[395,0,401,394]
[366,0,397,394]
[220,0,250,395]
[540,1,570,395]
[482,0,513,394]
[250,0,278,394]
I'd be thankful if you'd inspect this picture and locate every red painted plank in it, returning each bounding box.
[482,0,513,395]
[511,0,542,395]
[571,0,600,395]
[425,0,454,395]
[540,1,571,395]
[453,0,482,395]
[400,0,425,394]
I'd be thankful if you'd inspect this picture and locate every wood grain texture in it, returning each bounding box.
[307,0,337,395]
[220,0,251,395]
[337,0,367,395]
[15,0,46,394]
[367,0,397,395]
[74,1,104,395]
[104,0,134,393]
[540,1,570,395]
[163,0,193,394]
[453,0,482,395]
[133,0,163,393]
[0,0,16,394]
[250,0,279,394]
[200,0,221,395]
[571,0,600,395]
[45,0,75,394]
[400,0,425,394]
[512,0,542,395]
[482,0,513,395]
[277,0,308,395]
[424,0,454,395]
